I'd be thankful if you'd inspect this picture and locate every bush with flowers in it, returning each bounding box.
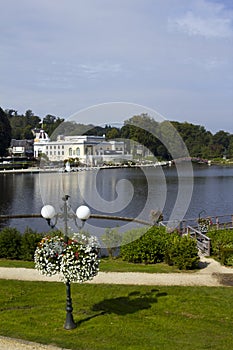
[34,234,100,283]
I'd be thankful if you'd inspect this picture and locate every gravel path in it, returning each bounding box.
[0,257,232,286]
[0,257,232,350]
[0,336,69,350]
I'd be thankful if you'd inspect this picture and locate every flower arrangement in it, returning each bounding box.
[34,236,65,276]
[197,217,212,233]
[34,234,100,283]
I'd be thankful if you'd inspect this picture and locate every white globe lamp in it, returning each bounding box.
[76,205,91,221]
[41,205,56,219]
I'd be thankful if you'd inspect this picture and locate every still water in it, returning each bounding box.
[0,164,233,233]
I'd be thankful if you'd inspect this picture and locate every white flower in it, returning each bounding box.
[34,235,100,282]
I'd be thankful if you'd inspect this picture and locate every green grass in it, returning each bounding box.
[0,280,232,350]
[99,257,189,273]
[0,259,34,268]
[0,258,193,273]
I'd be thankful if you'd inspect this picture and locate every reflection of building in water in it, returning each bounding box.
[33,130,132,165]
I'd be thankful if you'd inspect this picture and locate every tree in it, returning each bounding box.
[5,109,18,117]
[212,130,230,158]
[101,228,122,258]
[228,135,233,158]
[121,114,162,157]
[0,107,11,156]
[171,121,213,158]
[106,127,120,140]
[25,109,34,119]
[6,109,41,140]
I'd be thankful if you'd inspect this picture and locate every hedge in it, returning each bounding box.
[0,227,62,261]
[120,226,200,270]
[207,228,233,266]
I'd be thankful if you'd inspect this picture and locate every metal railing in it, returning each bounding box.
[1,213,232,257]
[186,225,211,256]
[0,213,152,226]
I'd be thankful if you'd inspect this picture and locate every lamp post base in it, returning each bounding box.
[64,281,76,330]
[64,313,77,330]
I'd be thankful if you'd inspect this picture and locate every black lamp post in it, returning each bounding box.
[198,209,206,220]
[41,195,91,330]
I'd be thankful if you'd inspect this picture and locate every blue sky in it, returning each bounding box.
[0,0,232,133]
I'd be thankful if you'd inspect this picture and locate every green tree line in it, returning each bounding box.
[0,106,233,160]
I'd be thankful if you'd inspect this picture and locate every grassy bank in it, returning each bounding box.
[0,280,232,350]
[0,258,192,273]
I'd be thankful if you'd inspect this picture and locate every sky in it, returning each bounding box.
[0,0,232,134]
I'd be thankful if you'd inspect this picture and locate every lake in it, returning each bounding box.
[0,164,233,234]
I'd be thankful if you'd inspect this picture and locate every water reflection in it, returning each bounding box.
[1,164,233,233]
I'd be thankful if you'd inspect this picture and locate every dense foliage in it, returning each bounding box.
[0,107,11,156]
[1,225,233,269]
[4,108,64,139]
[120,226,200,270]
[0,227,43,260]
[1,106,233,160]
[207,228,233,266]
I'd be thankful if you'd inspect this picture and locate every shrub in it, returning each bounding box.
[120,226,167,264]
[165,234,200,270]
[101,228,122,258]
[121,226,149,246]
[208,229,233,265]
[0,227,22,259]
[220,246,233,266]
[121,226,200,269]
[20,228,43,261]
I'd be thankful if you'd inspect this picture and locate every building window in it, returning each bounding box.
[58,151,60,155]
[69,148,72,156]
[54,151,56,155]
[58,145,60,149]
[62,145,64,149]
[76,147,80,156]
[62,151,64,155]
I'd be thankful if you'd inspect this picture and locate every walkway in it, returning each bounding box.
[0,257,233,287]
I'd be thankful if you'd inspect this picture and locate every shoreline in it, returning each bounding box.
[1,161,233,175]
[0,163,168,174]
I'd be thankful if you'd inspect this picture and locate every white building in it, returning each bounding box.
[33,129,132,165]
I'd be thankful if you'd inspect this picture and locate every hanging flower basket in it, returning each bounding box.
[34,236,65,276]
[34,235,100,283]
[197,217,212,234]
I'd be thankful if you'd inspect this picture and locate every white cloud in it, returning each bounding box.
[77,62,124,79]
[183,56,227,70]
[169,1,233,38]
[0,0,232,133]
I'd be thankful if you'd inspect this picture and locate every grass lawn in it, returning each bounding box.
[99,257,188,273]
[0,280,232,350]
[0,259,34,268]
[0,258,193,273]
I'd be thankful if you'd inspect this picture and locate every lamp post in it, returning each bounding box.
[41,195,91,330]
